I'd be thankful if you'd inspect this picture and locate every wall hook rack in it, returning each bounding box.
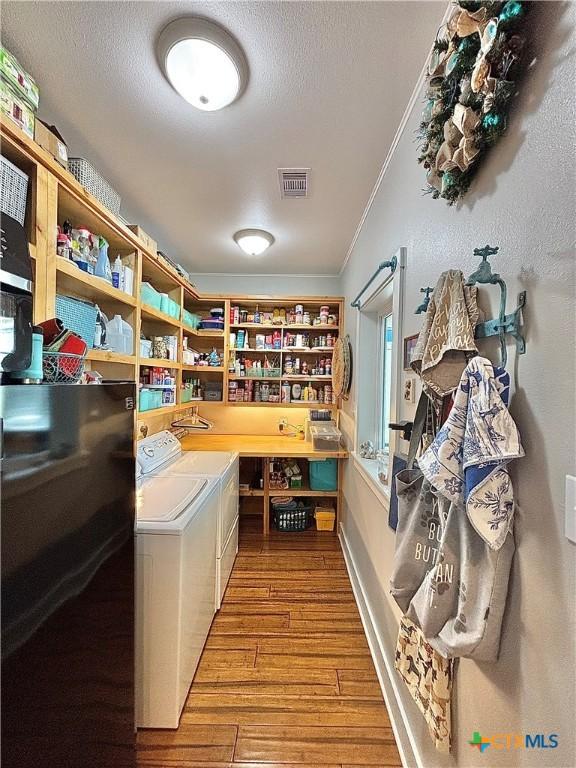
[466,245,526,369]
[415,286,433,314]
[351,254,397,309]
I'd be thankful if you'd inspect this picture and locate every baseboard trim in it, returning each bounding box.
[339,523,424,768]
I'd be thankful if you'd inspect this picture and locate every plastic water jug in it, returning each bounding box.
[105,314,133,355]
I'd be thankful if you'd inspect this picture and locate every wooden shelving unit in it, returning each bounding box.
[0,116,343,416]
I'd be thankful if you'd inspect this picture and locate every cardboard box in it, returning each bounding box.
[0,78,34,138]
[34,119,68,168]
[127,224,157,255]
[0,45,39,110]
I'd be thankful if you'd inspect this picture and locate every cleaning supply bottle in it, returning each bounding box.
[95,237,112,282]
[112,255,123,290]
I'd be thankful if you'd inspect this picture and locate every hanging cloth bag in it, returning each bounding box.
[389,392,446,612]
[407,358,524,661]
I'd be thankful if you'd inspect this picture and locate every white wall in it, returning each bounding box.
[339,3,576,766]
[188,272,341,297]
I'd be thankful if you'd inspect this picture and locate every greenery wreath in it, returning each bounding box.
[418,1,528,204]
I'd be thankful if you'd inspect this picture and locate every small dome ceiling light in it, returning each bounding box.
[157,17,248,111]
[233,229,275,256]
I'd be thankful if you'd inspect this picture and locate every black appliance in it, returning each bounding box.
[0,214,34,381]
[1,383,136,768]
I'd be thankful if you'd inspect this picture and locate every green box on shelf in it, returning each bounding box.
[309,458,338,491]
[160,294,179,318]
[141,282,162,311]
[0,45,39,111]
[0,78,34,139]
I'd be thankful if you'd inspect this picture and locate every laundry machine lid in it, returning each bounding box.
[137,476,208,525]
[157,450,237,477]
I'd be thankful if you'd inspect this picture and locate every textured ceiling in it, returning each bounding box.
[1,1,443,275]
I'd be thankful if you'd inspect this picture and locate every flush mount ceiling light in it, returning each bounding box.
[157,17,248,111]
[233,229,275,256]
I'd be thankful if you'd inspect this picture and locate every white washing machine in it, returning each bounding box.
[135,471,219,729]
[137,431,239,609]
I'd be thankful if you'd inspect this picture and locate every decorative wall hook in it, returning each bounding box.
[351,255,397,309]
[415,287,433,314]
[466,245,526,368]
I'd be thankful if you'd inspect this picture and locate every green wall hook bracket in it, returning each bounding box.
[466,245,526,369]
[415,286,433,314]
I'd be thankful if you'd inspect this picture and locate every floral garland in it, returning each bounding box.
[418,1,528,204]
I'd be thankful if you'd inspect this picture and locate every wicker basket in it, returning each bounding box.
[68,157,121,215]
[43,352,86,383]
[1,154,28,226]
[55,294,98,348]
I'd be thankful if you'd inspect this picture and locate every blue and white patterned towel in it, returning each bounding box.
[418,356,524,550]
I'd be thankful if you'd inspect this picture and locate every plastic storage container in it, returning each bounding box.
[309,424,342,452]
[181,309,201,329]
[160,294,180,319]
[141,282,162,311]
[204,381,223,401]
[105,314,134,355]
[309,458,338,491]
[314,506,336,531]
[140,339,152,358]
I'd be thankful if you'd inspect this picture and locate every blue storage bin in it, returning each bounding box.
[309,459,338,491]
[160,294,180,319]
[141,282,162,310]
[55,294,98,348]
[139,388,152,411]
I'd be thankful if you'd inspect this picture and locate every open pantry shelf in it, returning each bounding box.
[56,257,137,306]
[1,116,343,414]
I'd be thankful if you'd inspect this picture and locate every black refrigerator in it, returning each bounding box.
[1,383,136,768]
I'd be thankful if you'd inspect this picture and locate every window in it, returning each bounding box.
[378,312,393,451]
[353,247,405,490]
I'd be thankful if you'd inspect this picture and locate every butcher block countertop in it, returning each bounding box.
[179,433,348,459]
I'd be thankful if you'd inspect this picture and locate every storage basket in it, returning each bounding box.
[55,294,98,348]
[42,352,85,383]
[141,282,162,311]
[272,499,313,532]
[182,308,200,329]
[160,294,180,319]
[246,366,263,378]
[309,458,338,491]
[263,367,281,378]
[1,154,28,226]
[68,157,121,216]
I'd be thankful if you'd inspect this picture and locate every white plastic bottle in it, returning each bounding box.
[106,314,134,354]
[112,255,124,290]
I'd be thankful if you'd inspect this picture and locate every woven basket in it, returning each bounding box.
[55,294,98,348]
[0,154,28,226]
[68,157,121,215]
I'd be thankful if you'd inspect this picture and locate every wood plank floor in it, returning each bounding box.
[137,516,401,768]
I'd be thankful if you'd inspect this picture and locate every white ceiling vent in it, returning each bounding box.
[278,168,310,199]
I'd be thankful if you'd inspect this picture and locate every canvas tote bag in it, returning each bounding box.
[391,391,515,662]
[390,392,441,612]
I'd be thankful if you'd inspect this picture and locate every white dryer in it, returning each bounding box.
[137,432,239,609]
[135,472,219,729]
